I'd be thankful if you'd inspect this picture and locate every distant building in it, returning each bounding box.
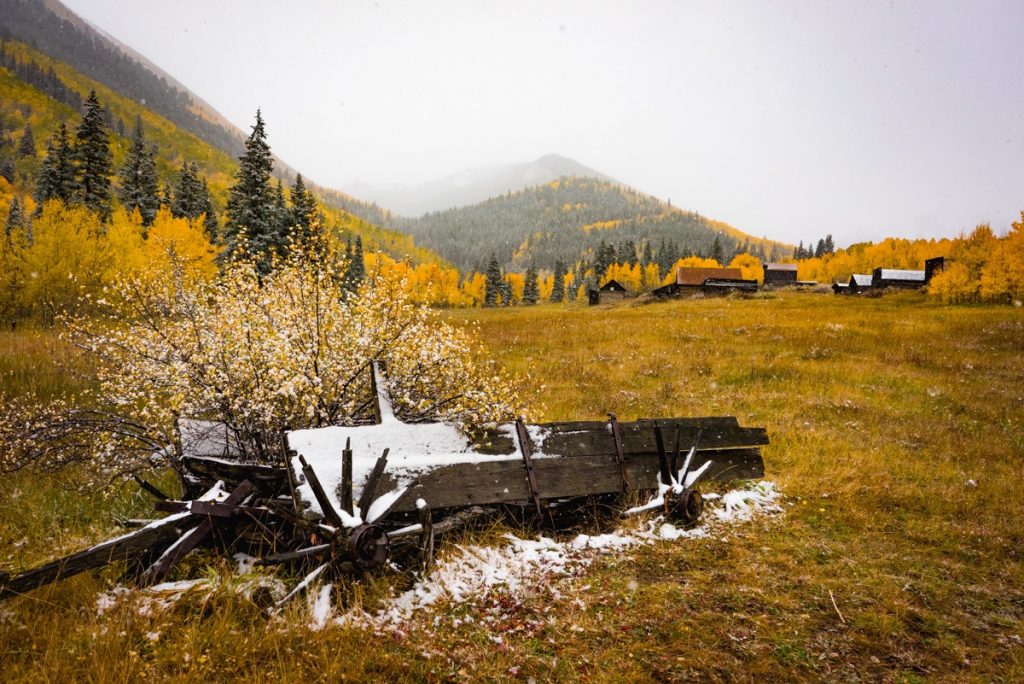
[848,273,873,294]
[588,279,628,305]
[832,282,850,294]
[871,268,927,289]
[762,262,798,288]
[924,257,945,283]
[652,267,744,298]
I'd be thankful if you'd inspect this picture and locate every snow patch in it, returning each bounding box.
[327,481,782,630]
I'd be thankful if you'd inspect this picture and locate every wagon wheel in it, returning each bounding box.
[666,488,704,526]
[265,447,425,608]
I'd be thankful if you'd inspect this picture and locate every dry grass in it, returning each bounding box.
[1,291,1023,682]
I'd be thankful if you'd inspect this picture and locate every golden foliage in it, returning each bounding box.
[0,201,217,323]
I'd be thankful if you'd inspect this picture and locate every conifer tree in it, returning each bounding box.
[171,162,218,240]
[710,235,724,265]
[522,265,539,304]
[272,178,291,256]
[34,123,76,208]
[225,109,277,270]
[484,254,502,307]
[200,178,218,240]
[343,236,366,291]
[5,196,22,240]
[500,279,512,306]
[551,260,567,303]
[171,162,203,218]
[291,174,318,243]
[17,124,35,158]
[350,236,365,284]
[73,91,113,219]
[117,117,160,226]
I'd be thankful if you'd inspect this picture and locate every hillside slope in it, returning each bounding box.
[0,0,247,158]
[393,176,791,273]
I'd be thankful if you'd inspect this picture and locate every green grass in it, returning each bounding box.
[1,291,1023,681]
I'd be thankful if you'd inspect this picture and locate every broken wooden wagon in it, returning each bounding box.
[0,366,768,602]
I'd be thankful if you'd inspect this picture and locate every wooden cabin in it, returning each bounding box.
[832,282,850,294]
[762,262,798,288]
[651,267,745,298]
[588,279,628,305]
[871,268,926,289]
[848,273,873,294]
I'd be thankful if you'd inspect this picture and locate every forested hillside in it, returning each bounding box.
[0,0,246,157]
[391,176,792,273]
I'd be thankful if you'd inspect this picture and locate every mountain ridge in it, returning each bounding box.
[344,153,617,217]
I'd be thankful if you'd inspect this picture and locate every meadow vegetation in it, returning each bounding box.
[1,291,1022,681]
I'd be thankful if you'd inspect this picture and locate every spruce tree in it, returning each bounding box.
[343,236,366,291]
[172,162,203,218]
[291,174,317,243]
[271,178,291,257]
[824,234,834,255]
[710,235,724,265]
[350,236,365,284]
[17,124,35,158]
[73,91,113,219]
[34,123,76,208]
[200,178,218,240]
[5,196,22,240]
[118,118,160,225]
[522,265,539,304]
[225,109,277,270]
[484,254,502,307]
[551,260,567,303]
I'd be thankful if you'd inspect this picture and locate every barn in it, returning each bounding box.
[651,267,745,298]
[848,273,873,294]
[587,279,628,305]
[871,268,926,289]
[762,262,798,288]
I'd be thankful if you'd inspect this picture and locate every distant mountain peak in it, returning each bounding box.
[343,154,617,217]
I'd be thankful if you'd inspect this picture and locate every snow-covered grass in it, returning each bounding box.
[329,481,779,631]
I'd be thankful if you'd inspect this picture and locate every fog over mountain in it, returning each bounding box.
[344,154,616,217]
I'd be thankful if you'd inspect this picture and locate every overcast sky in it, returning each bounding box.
[61,0,1024,246]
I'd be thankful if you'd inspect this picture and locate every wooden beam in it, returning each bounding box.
[298,455,344,528]
[357,448,390,516]
[1,512,196,599]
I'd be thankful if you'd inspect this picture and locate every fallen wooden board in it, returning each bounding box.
[388,447,764,512]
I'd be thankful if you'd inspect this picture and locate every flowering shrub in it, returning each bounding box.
[0,239,528,481]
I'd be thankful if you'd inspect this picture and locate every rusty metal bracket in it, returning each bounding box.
[515,417,544,519]
[608,413,631,494]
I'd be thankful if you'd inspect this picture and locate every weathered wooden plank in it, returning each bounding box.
[181,456,289,498]
[0,513,197,599]
[357,449,390,515]
[390,447,764,513]
[299,455,344,528]
[472,417,763,456]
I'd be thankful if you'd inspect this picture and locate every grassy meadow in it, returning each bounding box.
[1,291,1023,682]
